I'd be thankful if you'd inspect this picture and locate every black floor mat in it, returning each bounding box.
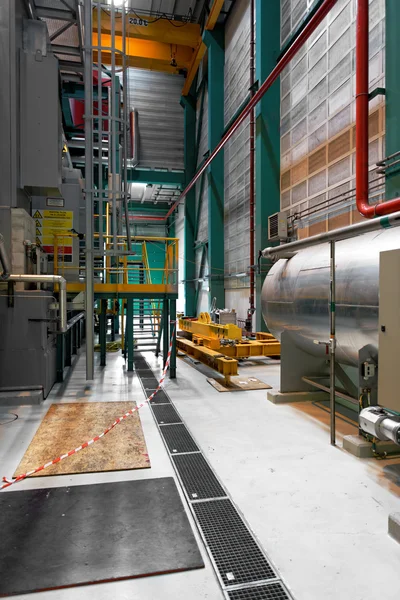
[0,477,204,597]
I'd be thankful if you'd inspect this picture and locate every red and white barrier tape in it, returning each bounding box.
[1,327,176,491]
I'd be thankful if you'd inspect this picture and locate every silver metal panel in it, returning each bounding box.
[378,249,400,412]
[224,0,250,286]
[279,0,386,225]
[126,68,184,170]
[261,228,400,366]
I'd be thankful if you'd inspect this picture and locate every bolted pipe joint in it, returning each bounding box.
[359,406,400,445]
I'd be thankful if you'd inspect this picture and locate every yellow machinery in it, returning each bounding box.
[177,312,280,382]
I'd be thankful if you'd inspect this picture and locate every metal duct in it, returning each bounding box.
[261,227,400,366]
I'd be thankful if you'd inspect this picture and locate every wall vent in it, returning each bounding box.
[268,212,288,241]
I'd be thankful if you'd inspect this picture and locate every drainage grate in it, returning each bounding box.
[193,499,276,587]
[140,377,160,388]
[160,424,199,454]
[151,404,182,424]
[135,368,153,375]
[147,389,171,404]
[172,453,227,500]
[228,583,290,600]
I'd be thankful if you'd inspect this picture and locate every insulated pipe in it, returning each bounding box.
[165,0,340,219]
[262,210,400,258]
[356,0,400,217]
[0,235,11,280]
[7,274,67,333]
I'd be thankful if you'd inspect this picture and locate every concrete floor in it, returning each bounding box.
[1,348,400,600]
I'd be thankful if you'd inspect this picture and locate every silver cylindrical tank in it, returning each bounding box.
[261,228,400,366]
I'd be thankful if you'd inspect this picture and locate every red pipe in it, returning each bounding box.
[247,0,256,328]
[356,0,400,217]
[166,0,340,219]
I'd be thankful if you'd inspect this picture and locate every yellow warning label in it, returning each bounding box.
[32,209,73,257]
[43,210,71,219]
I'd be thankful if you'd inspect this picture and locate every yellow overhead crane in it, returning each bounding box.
[177,313,281,381]
[93,0,225,93]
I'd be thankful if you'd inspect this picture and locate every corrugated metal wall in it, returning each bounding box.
[126,68,185,170]
[280,0,386,236]
[224,0,251,290]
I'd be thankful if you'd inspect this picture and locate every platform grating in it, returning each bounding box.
[160,424,199,454]
[147,389,171,404]
[151,403,182,424]
[135,368,153,375]
[193,499,276,587]
[172,453,226,500]
[228,583,290,599]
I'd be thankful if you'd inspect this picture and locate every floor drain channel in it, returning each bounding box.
[160,424,199,454]
[228,583,291,600]
[172,453,227,500]
[193,499,276,587]
[144,389,171,404]
[134,355,295,600]
[151,403,182,424]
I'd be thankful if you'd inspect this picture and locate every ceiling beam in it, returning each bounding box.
[205,0,225,30]
[182,40,206,96]
[93,33,193,72]
[92,8,201,49]
[181,0,225,95]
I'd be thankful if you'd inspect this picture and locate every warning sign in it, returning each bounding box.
[32,208,73,262]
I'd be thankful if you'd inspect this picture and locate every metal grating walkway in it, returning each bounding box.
[135,355,295,600]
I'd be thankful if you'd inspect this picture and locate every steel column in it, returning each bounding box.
[385,0,400,199]
[204,29,225,308]
[255,0,280,331]
[84,0,94,379]
[182,92,196,316]
[99,299,107,366]
[65,329,72,367]
[126,297,134,371]
[170,299,176,379]
[56,334,65,382]
[163,299,169,368]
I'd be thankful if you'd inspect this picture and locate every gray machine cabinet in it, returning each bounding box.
[19,49,60,189]
[0,291,57,397]
[378,248,400,412]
